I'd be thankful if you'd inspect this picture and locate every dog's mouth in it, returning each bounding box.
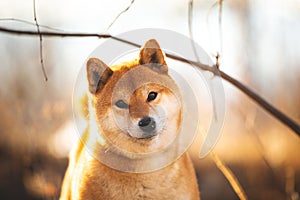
[126,130,158,140]
[140,130,158,139]
[128,129,159,140]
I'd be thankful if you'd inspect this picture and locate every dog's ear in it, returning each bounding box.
[86,58,113,94]
[139,39,168,74]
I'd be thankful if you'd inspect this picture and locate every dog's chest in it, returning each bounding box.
[77,157,190,200]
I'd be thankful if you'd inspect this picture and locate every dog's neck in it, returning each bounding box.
[88,129,182,173]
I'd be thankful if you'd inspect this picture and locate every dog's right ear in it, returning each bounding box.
[86,58,113,94]
[139,39,167,74]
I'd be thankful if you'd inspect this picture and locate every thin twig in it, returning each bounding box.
[0,18,65,32]
[248,126,286,194]
[188,0,218,120]
[0,26,299,136]
[218,0,223,56]
[206,1,218,56]
[33,0,48,81]
[105,0,135,32]
[198,1,247,198]
[211,151,248,200]
[0,27,112,38]
[188,0,200,63]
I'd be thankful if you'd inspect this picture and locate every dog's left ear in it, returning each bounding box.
[86,58,113,94]
[139,39,168,74]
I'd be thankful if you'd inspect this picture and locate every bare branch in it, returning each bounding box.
[191,2,248,198]
[0,26,299,136]
[220,71,300,136]
[206,1,218,56]
[105,0,135,31]
[211,151,248,200]
[33,0,48,81]
[188,0,200,63]
[0,26,112,38]
[218,0,223,56]
[188,0,219,121]
[0,18,66,32]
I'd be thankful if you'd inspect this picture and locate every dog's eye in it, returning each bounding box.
[115,100,129,109]
[147,91,158,102]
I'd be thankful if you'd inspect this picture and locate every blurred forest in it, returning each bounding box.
[0,0,299,199]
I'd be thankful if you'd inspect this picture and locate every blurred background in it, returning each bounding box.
[0,0,299,199]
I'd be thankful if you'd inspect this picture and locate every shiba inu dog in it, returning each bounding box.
[60,39,200,200]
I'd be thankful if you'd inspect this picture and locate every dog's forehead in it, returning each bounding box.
[113,67,155,90]
[109,65,180,101]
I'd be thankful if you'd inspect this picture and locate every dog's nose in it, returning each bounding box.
[138,117,156,137]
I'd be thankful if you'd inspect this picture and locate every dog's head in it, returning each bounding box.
[86,39,182,153]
